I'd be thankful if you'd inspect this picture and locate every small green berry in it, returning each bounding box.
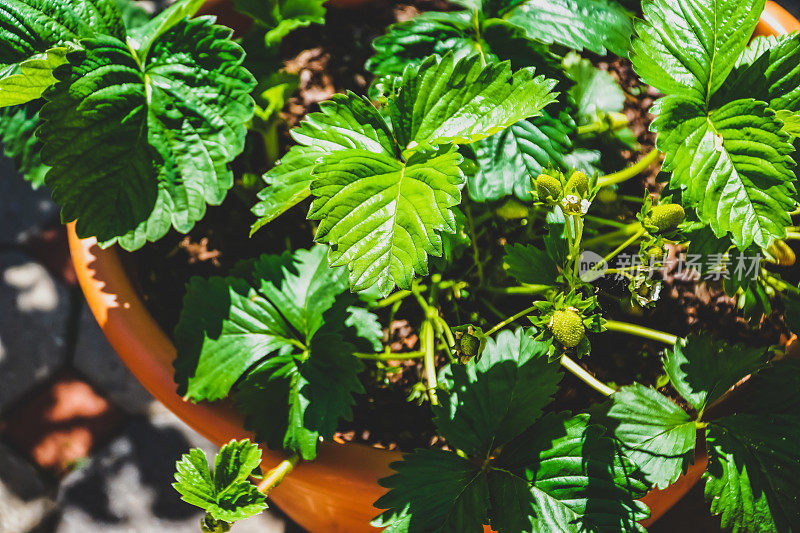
[648,204,685,232]
[536,174,562,201]
[549,309,585,348]
[459,333,481,358]
[566,170,589,197]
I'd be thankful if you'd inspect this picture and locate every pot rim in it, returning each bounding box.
[66,1,798,527]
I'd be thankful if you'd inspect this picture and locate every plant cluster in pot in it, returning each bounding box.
[2,0,800,531]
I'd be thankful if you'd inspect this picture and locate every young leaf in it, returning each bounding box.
[39,17,256,250]
[607,384,697,489]
[373,449,490,533]
[173,439,267,523]
[563,53,625,125]
[235,0,327,46]
[654,97,796,250]
[503,244,559,286]
[663,333,769,413]
[388,54,558,150]
[631,0,764,104]
[174,247,376,460]
[0,48,68,107]
[251,92,397,233]
[433,329,562,456]
[705,413,800,532]
[0,102,49,187]
[467,112,574,202]
[504,0,634,56]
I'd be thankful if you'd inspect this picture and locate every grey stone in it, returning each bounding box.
[0,440,57,533]
[0,159,58,244]
[0,252,68,411]
[73,306,153,415]
[51,404,292,532]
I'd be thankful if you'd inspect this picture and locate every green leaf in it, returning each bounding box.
[308,147,464,296]
[432,328,561,456]
[503,243,559,286]
[663,333,769,413]
[631,0,764,104]
[235,0,327,46]
[467,112,574,202]
[174,247,374,460]
[366,11,477,79]
[505,0,633,56]
[0,102,48,187]
[654,97,796,250]
[777,109,800,138]
[251,92,397,233]
[563,52,625,125]
[607,384,697,489]
[173,439,267,523]
[720,33,800,113]
[0,47,68,107]
[388,53,558,150]
[497,413,649,532]
[373,449,489,533]
[39,17,256,250]
[705,414,800,532]
[127,0,204,56]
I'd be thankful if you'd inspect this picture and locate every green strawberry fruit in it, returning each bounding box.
[566,170,589,197]
[459,333,481,358]
[648,204,685,232]
[549,309,585,348]
[535,173,562,201]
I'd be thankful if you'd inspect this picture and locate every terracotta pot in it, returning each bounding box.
[67,2,797,530]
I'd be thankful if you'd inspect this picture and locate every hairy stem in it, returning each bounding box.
[597,149,661,188]
[354,351,425,361]
[582,222,641,249]
[421,320,439,405]
[257,454,299,494]
[604,319,678,345]
[591,227,646,272]
[560,355,615,396]
[485,305,538,337]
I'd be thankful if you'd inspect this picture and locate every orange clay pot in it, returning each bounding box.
[67,3,796,530]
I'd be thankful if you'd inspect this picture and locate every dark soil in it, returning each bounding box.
[127,0,794,461]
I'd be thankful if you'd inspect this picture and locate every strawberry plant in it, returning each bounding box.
[3,0,800,531]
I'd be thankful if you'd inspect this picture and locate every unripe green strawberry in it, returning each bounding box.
[535,174,562,201]
[566,170,589,197]
[459,333,481,358]
[549,309,585,348]
[648,204,685,232]
[767,239,796,266]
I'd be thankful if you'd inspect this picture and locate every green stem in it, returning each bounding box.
[786,231,800,240]
[257,454,299,494]
[581,222,641,249]
[483,285,552,295]
[597,149,661,188]
[560,355,615,396]
[485,305,537,337]
[583,215,629,229]
[572,215,584,279]
[604,319,678,345]
[372,289,415,309]
[591,227,646,272]
[465,203,485,285]
[354,351,425,361]
[421,320,439,405]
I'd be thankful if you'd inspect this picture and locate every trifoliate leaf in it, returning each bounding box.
[654,97,796,250]
[173,439,267,523]
[607,384,697,489]
[505,0,633,56]
[432,328,561,456]
[174,247,375,460]
[467,112,574,202]
[503,244,559,286]
[308,147,464,296]
[720,33,800,113]
[563,52,625,125]
[373,449,489,533]
[663,333,769,413]
[388,53,558,150]
[705,413,800,532]
[631,0,763,104]
[235,0,326,46]
[0,48,68,108]
[39,17,256,250]
[0,102,48,187]
[251,92,397,233]
[497,412,649,532]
